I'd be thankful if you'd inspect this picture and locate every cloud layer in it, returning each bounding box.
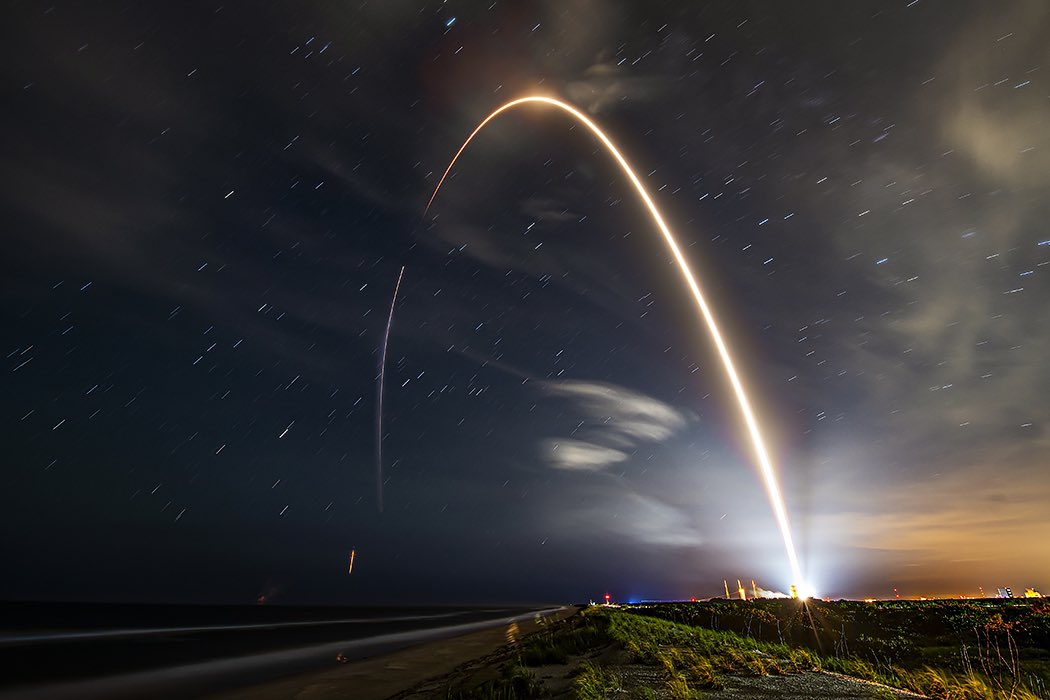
[541,380,690,471]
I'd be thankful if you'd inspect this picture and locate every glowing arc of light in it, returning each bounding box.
[425,95,804,587]
[376,265,405,513]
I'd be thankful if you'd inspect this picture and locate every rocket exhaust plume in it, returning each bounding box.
[425,96,805,589]
[376,266,405,512]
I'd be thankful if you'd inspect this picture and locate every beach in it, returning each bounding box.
[208,606,579,699]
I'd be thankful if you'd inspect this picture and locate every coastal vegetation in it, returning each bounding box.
[441,599,1050,699]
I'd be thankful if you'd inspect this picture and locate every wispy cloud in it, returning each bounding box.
[545,380,689,442]
[564,61,671,113]
[543,438,629,471]
[520,196,584,223]
[540,380,690,472]
[552,484,706,548]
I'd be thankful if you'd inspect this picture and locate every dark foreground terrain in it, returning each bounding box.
[418,599,1050,699]
[5,599,1049,699]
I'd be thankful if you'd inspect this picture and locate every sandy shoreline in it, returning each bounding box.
[206,606,579,700]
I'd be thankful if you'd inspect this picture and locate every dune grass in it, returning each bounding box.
[444,605,1046,699]
[571,662,623,700]
[443,662,545,700]
[594,607,1045,700]
[521,618,610,666]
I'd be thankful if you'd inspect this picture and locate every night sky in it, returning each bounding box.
[3,1,1048,605]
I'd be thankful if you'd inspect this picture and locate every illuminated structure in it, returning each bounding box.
[998,587,1013,598]
[1024,588,1043,598]
[425,96,808,592]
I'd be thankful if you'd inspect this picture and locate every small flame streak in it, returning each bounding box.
[425,96,804,587]
[348,548,356,575]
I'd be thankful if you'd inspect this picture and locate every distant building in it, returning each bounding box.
[997,587,1013,598]
[1024,588,1042,598]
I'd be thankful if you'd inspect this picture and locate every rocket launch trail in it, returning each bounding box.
[425,96,806,590]
[376,265,405,513]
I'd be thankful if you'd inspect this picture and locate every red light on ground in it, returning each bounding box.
[604,593,610,603]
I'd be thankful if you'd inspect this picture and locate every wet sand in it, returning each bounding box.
[207,606,579,700]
